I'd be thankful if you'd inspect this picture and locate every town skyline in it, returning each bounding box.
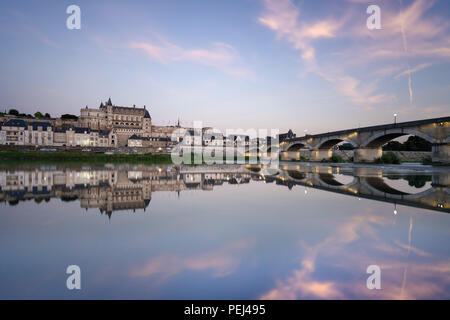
[1,0,450,134]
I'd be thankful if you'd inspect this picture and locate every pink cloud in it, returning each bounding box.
[130,37,251,78]
[258,0,342,64]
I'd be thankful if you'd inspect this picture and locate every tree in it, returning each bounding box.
[406,175,432,188]
[403,136,432,151]
[383,141,403,151]
[61,114,78,120]
[382,136,432,152]
[44,113,51,118]
[339,143,355,150]
[34,111,44,118]
[8,109,19,116]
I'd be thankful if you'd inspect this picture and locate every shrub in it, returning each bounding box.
[330,154,345,163]
[422,155,433,165]
[375,152,401,164]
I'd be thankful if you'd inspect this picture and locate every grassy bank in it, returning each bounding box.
[0,150,173,164]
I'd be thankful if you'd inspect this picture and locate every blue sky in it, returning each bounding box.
[0,0,449,133]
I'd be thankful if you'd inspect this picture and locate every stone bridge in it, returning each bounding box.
[281,116,450,164]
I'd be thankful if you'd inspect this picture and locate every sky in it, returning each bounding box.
[0,0,449,133]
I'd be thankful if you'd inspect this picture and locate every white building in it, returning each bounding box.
[24,122,53,146]
[0,119,53,146]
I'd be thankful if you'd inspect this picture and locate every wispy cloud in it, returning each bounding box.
[394,63,432,80]
[336,76,394,106]
[130,36,251,78]
[258,0,450,110]
[258,0,391,108]
[258,0,343,66]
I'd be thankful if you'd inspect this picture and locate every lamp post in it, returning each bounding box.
[394,113,398,124]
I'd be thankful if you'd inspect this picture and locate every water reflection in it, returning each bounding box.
[0,163,449,299]
[1,164,448,215]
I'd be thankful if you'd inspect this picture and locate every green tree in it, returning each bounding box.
[34,111,44,118]
[338,143,355,150]
[61,114,78,120]
[383,141,403,151]
[44,112,51,118]
[375,152,401,164]
[383,136,432,151]
[8,109,19,116]
[405,175,432,188]
[403,136,432,151]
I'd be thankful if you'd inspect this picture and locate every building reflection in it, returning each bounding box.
[0,164,448,217]
[0,165,253,218]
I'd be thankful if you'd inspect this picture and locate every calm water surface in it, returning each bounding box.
[0,163,449,299]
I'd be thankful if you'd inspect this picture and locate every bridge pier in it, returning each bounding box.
[311,149,332,161]
[354,148,382,163]
[281,150,312,161]
[281,151,299,161]
[432,172,450,187]
[432,143,450,165]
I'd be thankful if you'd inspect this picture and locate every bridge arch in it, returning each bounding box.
[245,165,261,173]
[362,129,436,148]
[286,142,312,152]
[316,173,358,189]
[316,137,359,150]
[286,170,307,181]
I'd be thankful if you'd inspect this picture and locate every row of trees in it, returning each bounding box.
[1,109,78,121]
[2,109,51,118]
[383,136,432,152]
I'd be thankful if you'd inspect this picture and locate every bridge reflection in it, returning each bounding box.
[0,164,448,216]
[245,164,449,213]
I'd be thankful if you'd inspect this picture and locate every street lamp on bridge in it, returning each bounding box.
[394,113,398,124]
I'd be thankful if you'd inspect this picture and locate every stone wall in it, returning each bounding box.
[385,151,431,162]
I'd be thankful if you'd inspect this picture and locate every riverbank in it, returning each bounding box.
[0,150,172,164]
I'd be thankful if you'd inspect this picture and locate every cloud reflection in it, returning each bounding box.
[129,238,255,281]
[260,211,450,300]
